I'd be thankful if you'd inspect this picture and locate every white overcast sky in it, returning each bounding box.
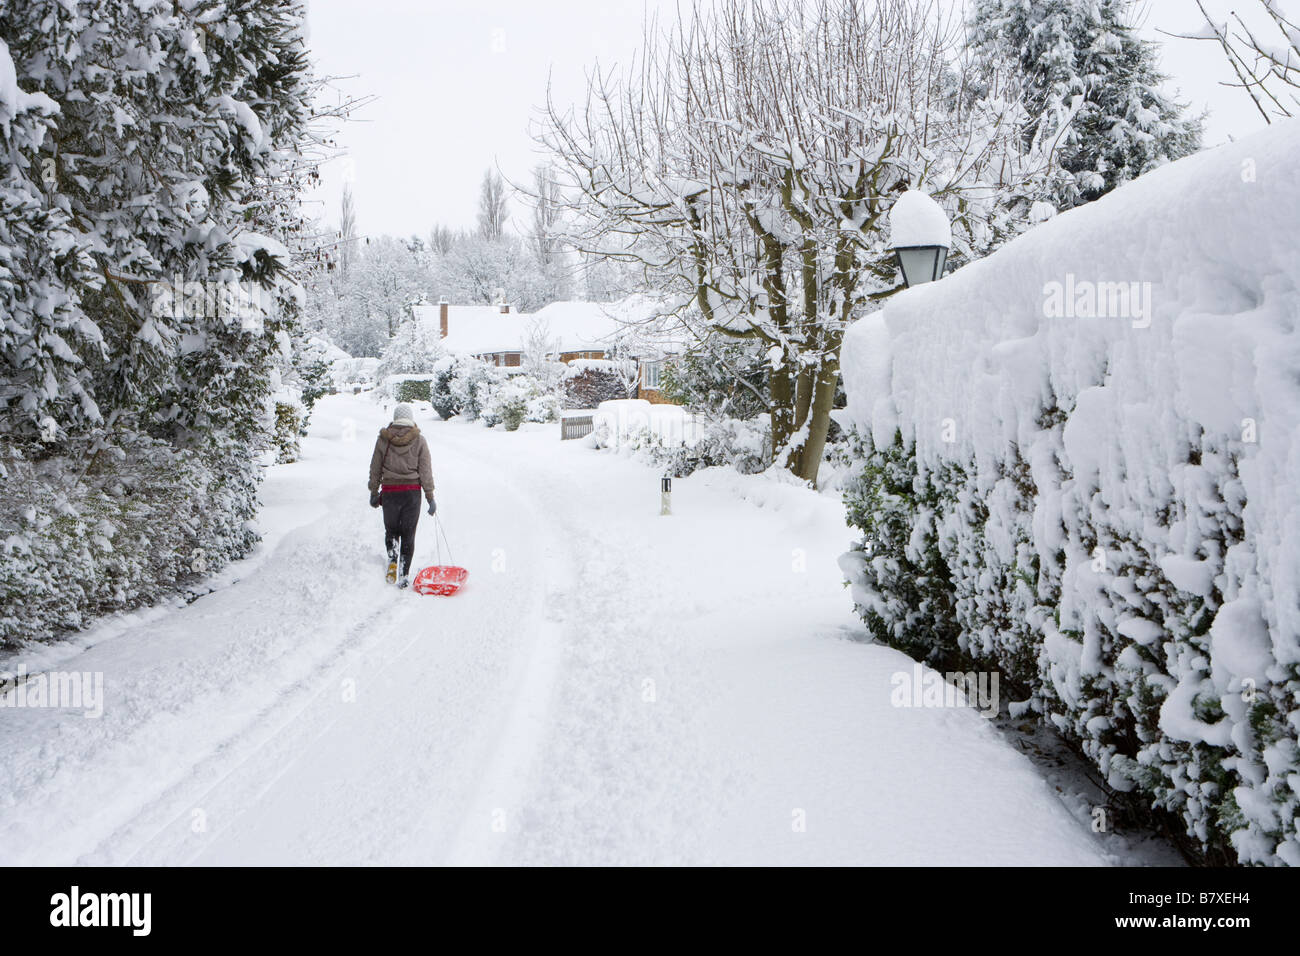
[302,0,1281,239]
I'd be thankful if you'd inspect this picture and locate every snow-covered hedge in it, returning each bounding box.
[384,374,435,404]
[1,435,259,645]
[613,414,769,477]
[838,123,1300,865]
[272,397,306,464]
[0,2,314,647]
[562,360,631,409]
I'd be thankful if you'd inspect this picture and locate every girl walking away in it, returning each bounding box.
[368,404,436,588]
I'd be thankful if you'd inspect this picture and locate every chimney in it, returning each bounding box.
[439,300,449,339]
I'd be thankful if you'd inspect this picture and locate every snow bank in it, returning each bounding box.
[840,120,1300,865]
[591,400,701,449]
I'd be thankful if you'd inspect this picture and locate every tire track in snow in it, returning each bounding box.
[417,423,726,865]
[400,424,576,865]
[114,590,426,865]
[76,487,427,864]
[124,413,567,865]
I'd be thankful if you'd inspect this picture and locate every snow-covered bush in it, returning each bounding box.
[591,400,701,452]
[562,359,631,409]
[389,377,434,404]
[448,359,508,423]
[626,417,770,477]
[431,354,560,429]
[490,383,530,432]
[295,337,346,412]
[299,359,334,411]
[484,375,562,431]
[661,337,770,423]
[526,392,562,424]
[429,355,462,419]
[0,434,259,645]
[272,398,306,464]
[838,125,1300,865]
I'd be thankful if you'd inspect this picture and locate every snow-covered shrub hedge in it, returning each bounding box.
[838,124,1300,865]
[661,338,771,422]
[589,400,771,476]
[431,355,561,428]
[591,400,697,450]
[430,356,461,419]
[392,378,433,404]
[563,360,630,409]
[332,357,380,392]
[484,376,561,431]
[447,359,508,423]
[0,434,259,645]
[272,400,305,464]
[625,416,770,477]
[526,392,562,424]
[0,1,314,646]
[492,383,529,432]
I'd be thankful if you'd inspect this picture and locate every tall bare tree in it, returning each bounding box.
[428,223,460,256]
[339,183,358,281]
[540,0,1054,485]
[531,163,562,266]
[477,168,509,241]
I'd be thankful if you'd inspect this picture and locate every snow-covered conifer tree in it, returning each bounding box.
[0,0,317,643]
[970,0,1203,209]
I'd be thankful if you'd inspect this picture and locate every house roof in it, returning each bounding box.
[410,304,526,356]
[530,301,642,353]
[411,297,685,358]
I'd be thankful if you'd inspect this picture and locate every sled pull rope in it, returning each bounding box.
[434,514,455,567]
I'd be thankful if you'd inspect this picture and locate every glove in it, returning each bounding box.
[427,498,437,516]
[369,491,381,509]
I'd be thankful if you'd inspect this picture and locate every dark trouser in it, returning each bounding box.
[382,489,422,577]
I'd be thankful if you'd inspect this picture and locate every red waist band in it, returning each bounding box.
[381,484,422,492]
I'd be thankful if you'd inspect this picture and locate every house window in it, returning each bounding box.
[644,361,663,390]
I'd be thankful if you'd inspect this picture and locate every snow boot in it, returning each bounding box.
[386,561,398,584]
[397,574,410,590]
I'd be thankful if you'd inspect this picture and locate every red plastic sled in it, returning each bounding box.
[413,565,468,596]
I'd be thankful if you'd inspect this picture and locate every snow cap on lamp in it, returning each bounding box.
[889,189,952,248]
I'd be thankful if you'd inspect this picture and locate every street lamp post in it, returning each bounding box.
[889,189,952,288]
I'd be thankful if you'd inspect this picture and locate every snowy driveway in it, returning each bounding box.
[0,394,1119,865]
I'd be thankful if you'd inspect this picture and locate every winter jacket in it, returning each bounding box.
[368,425,434,499]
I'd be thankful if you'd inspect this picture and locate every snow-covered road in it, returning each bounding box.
[1,394,1130,865]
